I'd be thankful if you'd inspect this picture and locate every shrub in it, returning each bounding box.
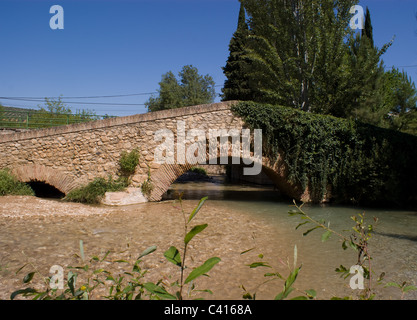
[0,169,34,196]
[64,177,127,204]
[119,149,140,177]
[189,167,207,176]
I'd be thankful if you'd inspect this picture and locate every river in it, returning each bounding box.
[0,177,416,300]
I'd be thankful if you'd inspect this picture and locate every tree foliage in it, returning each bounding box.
[221,4,252,101]
[233,101,417,206]
[237,0,359,113]
[146,65,216,112]
[224,1,398,126]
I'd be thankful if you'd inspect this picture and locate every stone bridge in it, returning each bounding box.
[0,101,312,202]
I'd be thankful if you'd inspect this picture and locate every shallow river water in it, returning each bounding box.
[1,178,416,300]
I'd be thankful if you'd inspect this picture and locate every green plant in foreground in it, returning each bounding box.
[288,201,417,300]
[10,196,220,300]
[241,245,316,300]
[164,195,220,299]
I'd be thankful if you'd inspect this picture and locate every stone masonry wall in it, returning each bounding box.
[0,102,244,192]
[0,101,309,202]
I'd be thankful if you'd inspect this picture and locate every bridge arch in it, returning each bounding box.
[146,155,306,202]
[11,164,77,195]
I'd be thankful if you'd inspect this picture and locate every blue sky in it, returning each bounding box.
[0,0,416,117]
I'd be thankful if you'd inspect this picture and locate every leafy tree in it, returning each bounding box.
[346,7,394,120]
[0,103,4,123]
[227,1,394,121]
[31,96,98,128]
[146,65,216,112]
[221,4,252,101]
[379,68,417,134]
[239,0,359,113]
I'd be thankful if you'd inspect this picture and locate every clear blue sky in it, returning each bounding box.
[0,0,416,117]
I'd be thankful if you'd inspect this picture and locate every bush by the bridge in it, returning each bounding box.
[232,101,417,206]
[64,176,127,204]
[0,169,34,196]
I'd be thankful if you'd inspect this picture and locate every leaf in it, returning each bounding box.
[23,272,35,284]
[164,246,182,267]
[303,226,321,237]
[10,288,37,300]
[384,282,401,289]
[274,287,294,300]
[184,224,208,245]
[285,267,301,289]
[188,196,208,222]
[305,289,317,299]
[137,245,157,260]
[247,262,271,269]
[143,282,176,300]
[295,221,310,230]
[403,285,417,293]
[15,263,28,275]
[240,248,255,255]
[185,257,221,284]
[291,295,308,300]
[321,230,332,242]
[67,271,77,296]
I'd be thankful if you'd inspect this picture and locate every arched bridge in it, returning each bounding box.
[0,101,315,202]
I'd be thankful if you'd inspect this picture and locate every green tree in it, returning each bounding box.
[0,103,4,124]
[378,68,417,134]
[346,7,394,120]
[233,1,394,120]
[146,65,216,112]
[221,4,252,101]
[239,0,359,113]
[32,96,98,128]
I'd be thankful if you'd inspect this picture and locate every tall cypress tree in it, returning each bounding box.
[221,4,252,101]
[362,7,373,46]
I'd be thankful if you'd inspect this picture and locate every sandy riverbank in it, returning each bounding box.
[0,195,298,300]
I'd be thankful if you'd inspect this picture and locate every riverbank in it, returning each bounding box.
[0,195,297,300]
[1,195,415,300]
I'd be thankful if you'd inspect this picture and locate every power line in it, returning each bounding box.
[386,64,417,69]
[0,93,158,100]
[0,85,224,101]
[0,97,146,106]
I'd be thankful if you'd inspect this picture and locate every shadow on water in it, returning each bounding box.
[161,175,290,203]
[374,231,417,243]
